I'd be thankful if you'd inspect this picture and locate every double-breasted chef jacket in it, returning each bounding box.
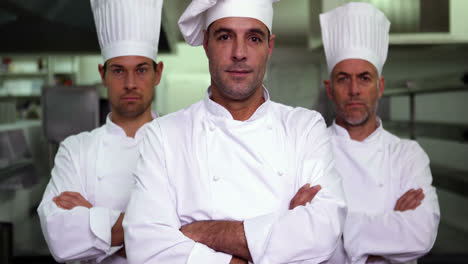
[327,120,440,264]
[123,88,347,264]
[38,112,156,264]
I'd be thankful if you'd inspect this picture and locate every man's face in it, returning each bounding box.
[325,59,384,127]
[99,56,163,119]
[203,17,275,101]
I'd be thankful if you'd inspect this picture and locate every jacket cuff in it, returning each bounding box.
[186,242,232,264]
[96,245,124,263]
[243,212,279,264]
[89,207,121,251]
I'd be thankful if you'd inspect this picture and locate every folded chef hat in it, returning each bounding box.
[178,0,279,46]
[90,0,163,62]
[320,2,390,76]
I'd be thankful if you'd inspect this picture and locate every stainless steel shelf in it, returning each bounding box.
[0,95,41,100]
[0,72,47,79]
[382,72,468,140]
[385,121,468,142]
[384,73,468,96]
[0,159,37,190]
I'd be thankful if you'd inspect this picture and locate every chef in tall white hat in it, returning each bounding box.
[123,0,347,263]
[321,2,440,264]
[37,0,164,263]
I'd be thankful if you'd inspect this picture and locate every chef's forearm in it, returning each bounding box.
[181,220,252,261]
[38,204,109,262]
[111,213,125,247]
[344,209,439,262]
[230,256,248,264]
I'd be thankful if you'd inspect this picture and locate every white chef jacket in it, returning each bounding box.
[123,88,347,264]
[327,120,440,264]
[37,112,156,264]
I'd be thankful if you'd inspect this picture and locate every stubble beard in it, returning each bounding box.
[338,104,370,127]
[215,75,259,101]
[112,93,154,119]
[332,80,380,127]
[335,98,379,127]
[210,60,265,101]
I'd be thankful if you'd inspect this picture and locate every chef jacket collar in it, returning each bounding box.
[105,111,158,140]
[204,86,271,122]
[331,117,384,143]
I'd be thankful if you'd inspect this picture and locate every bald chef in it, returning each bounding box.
[123,0,346,263]
[37,0,164,263]
[320,2,440,264]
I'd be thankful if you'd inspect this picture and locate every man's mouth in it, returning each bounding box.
[226,70,252,77]
[226,64,253,77]
[121,96,140,102]
[346,101,365,107]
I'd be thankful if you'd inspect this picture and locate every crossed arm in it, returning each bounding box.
[53,192,126,256]
[394,188,425,212]
[366,188,425,263]
[124,115,347,263]
[52,184,423,263]
[180,184,322,263]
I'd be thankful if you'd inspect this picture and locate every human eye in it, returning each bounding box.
[111,68,124,76]
[250,36,262,43]
[136,67,148,75]
[337,75,348,82]
[360,75,371,82]
[218,34,230,41]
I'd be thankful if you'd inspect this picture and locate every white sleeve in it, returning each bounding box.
[37,137,121,263]
[343,142,440,264]
[243,115,347,264]
[123,122,233,264]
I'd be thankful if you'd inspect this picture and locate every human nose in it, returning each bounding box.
[232,38,247,62]
[348,77,360,96]
[125,71,137,90]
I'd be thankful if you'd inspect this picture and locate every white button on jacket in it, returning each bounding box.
[327,120,440,264]
[37,113,155,264]
[123,89,347,264]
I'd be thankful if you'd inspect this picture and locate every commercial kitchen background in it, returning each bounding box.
[0,0,467,263]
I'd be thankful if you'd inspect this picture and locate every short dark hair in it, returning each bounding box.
[102,60,158,74]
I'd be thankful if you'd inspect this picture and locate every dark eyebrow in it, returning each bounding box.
[248,28,267,38]
[109,64,124,68]
[109,63,150,68]
[336,71,372,77]
[336,72,350,76]
[357,71,372,78]
[213,27,234,36]
[213,27,267,39]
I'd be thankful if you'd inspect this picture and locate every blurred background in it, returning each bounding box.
[0,0,467,263]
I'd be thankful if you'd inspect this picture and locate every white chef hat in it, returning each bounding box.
[178,0,279,46]
[320,2,390,76]
[90,0,163,62]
